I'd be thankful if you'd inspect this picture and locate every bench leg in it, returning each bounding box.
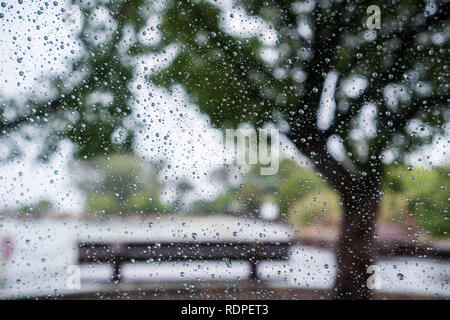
[249,261,258,280]
[112,261,121,283]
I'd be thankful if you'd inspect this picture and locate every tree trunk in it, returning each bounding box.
[333,180,381,300]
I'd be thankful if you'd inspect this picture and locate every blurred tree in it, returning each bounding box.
[0,0,156,159]
[0,0,447,299]
[150,0,449,299]
[79,153,166,217]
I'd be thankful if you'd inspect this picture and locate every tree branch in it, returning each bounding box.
[0,98,62,134]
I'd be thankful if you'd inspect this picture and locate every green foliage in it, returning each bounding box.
[191,193,237,215]
[275,159,327,216]
[151,1,275,128]
[80,153,167,217]
[17,199,54,218]
[384,165,450,236]
[126,191,165,214]
[191,159,330,219]
[411,187,449,237]
[195,159,449,237]
[290,190,341,227]
[86,192,120,215]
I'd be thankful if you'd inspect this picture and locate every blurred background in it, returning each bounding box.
[0,0,448,299]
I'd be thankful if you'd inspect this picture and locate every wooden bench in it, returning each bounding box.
[78,240,291,282]
[78,238,450,283]
[295,237,450,259]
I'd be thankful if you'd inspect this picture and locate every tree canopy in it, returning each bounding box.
[151,0,448,189]
[1,0,448,171]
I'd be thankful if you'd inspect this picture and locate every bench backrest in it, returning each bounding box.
[78,239,450,283]
[78,241,291,282]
